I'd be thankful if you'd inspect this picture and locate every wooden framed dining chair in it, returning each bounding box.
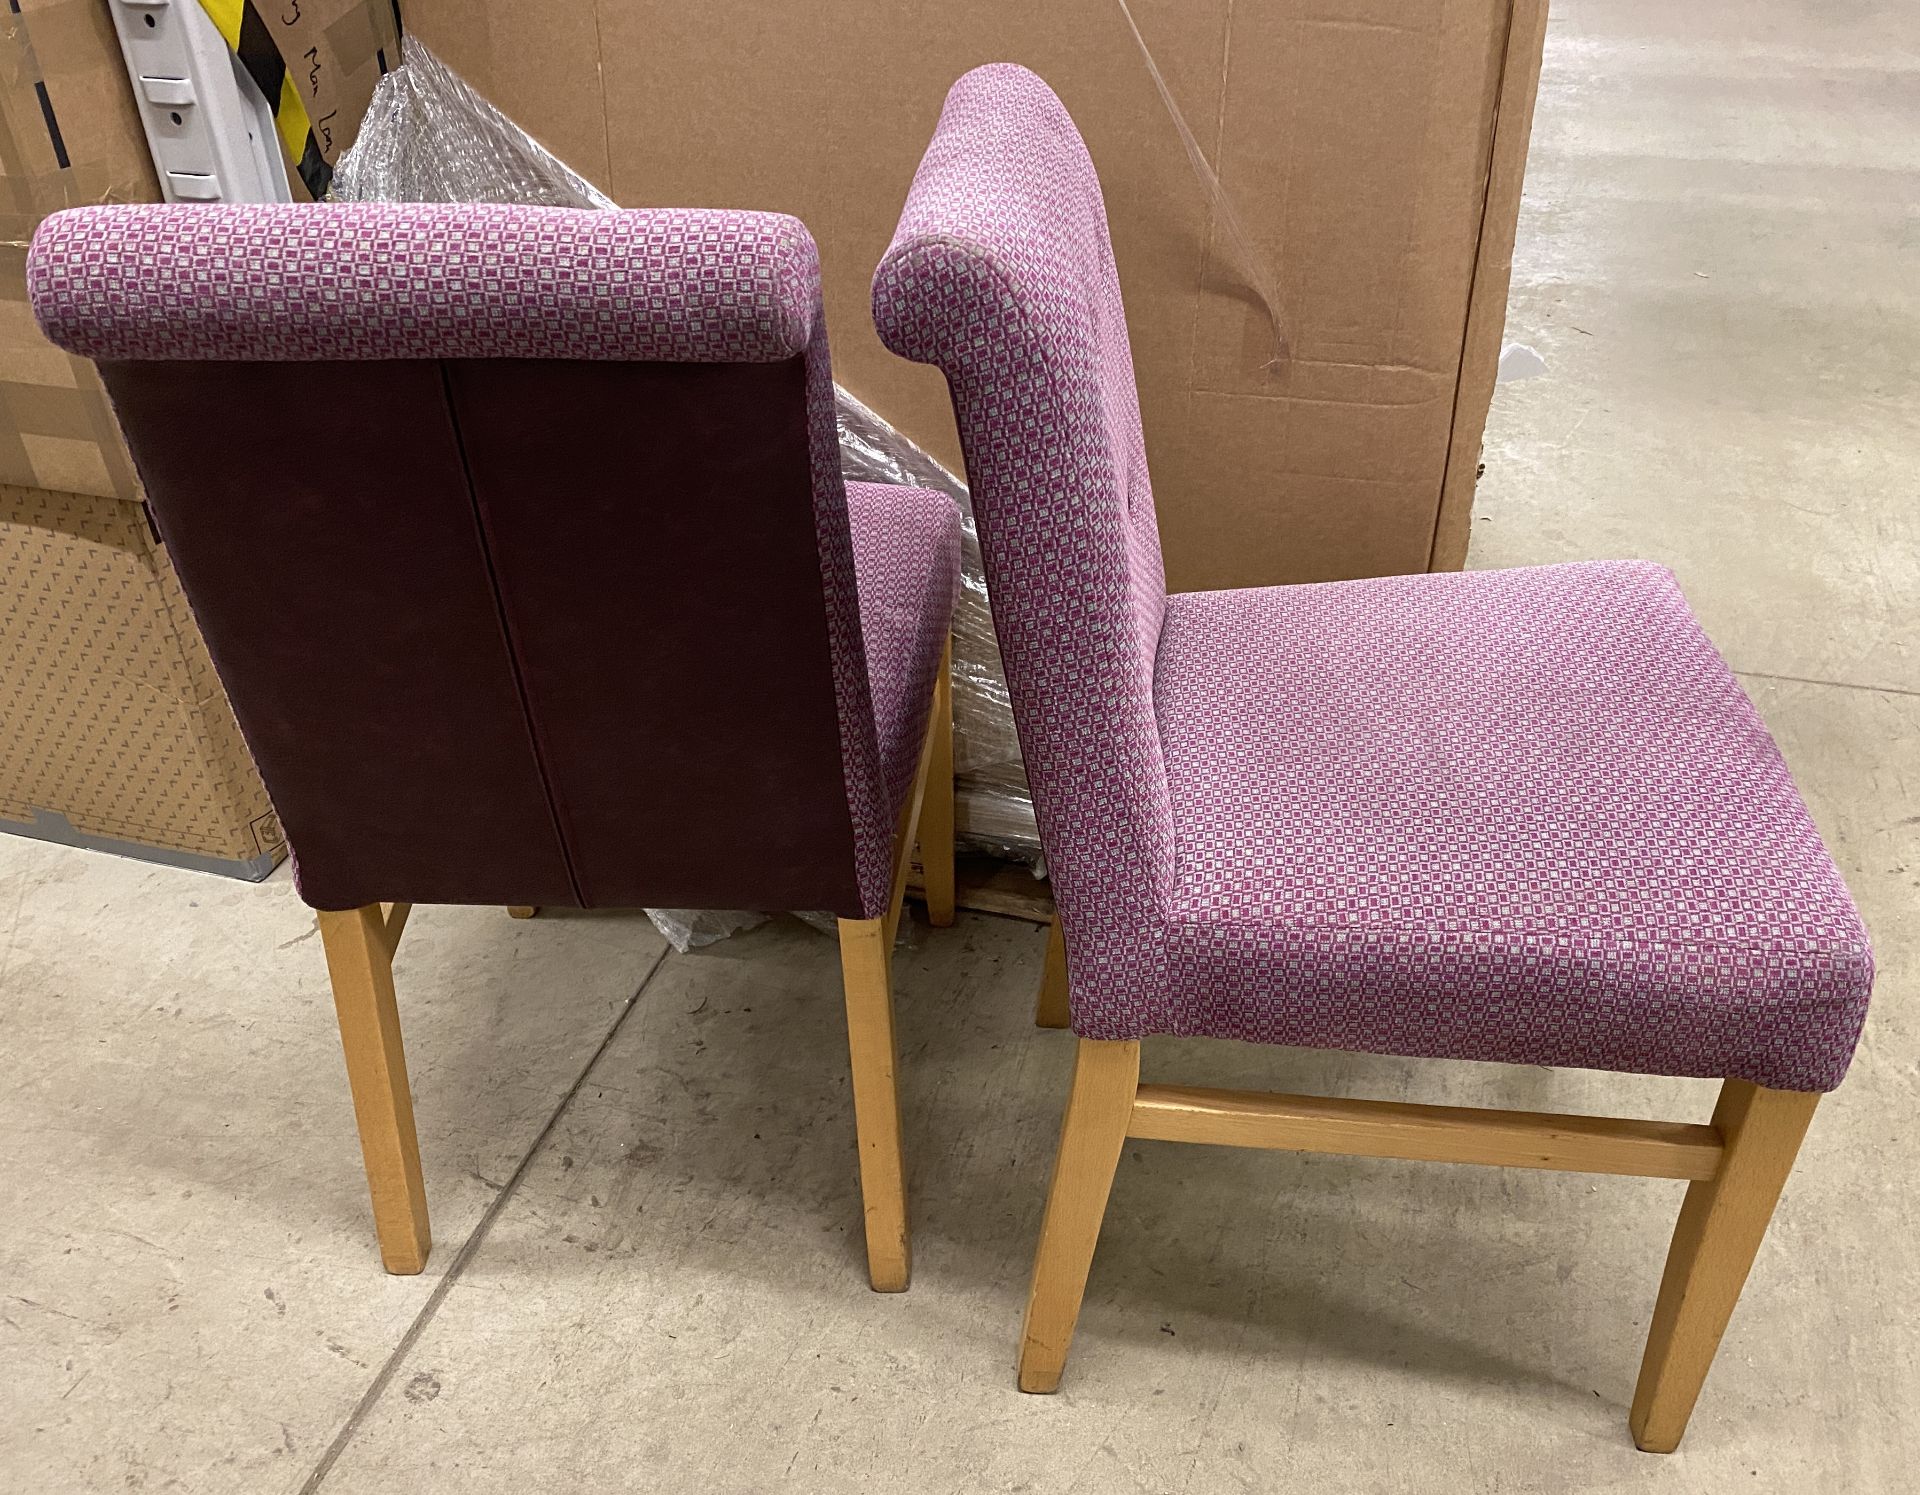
[30,201,960,1292]
[873,64,1874,1447]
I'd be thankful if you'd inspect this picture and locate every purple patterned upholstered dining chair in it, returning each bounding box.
[873,65,1874,1449]
[29,202,960,1293]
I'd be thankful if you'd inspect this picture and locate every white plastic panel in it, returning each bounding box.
[107,0,291,204]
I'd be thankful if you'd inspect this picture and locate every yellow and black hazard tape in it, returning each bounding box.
[195,0,330,198]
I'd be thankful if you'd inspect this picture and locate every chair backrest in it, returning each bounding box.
[873,65,1175,995]
[30,203,894,918]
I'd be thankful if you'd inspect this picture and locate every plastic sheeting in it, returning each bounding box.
[330,41,1039,948]
[331,42,615,211]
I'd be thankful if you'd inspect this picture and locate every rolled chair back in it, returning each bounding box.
[873,65,1175,1012]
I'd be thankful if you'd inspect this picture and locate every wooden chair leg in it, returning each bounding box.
[506,906,538,920]
[838,916,911,1291]
[1034,915,1070,1029]
[1018,1038,1140,1392]
[378,901,411,957]
[919,639,957,928]
[317,906,431,1275]
[1630,1080,1820,1452]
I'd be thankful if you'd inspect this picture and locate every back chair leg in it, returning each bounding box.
[1019,1038,1141,1392]
[1035,916,1071,1030]
[317,905,431,1275]
[837,916,911,1292]
[919,640,957,928]
[506,906,538,919]
[1630,1081,1820,1452]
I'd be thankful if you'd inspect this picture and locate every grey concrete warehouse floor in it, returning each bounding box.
[4,1,1915,1489]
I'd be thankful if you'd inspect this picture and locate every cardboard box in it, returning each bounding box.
[0,483,285,876]
[0,0,389,876]
[400,0,1546,589]
[1,0,156,500]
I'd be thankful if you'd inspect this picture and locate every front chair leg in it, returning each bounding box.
[317,906,431,1274]
[919,639,957,928]
[1019,1038,1140,1392]
[837,916,911,1291]
[1630,1080,1820,1452]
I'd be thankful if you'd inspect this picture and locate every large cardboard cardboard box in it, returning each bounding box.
[400,0,1547,589]
[0,0,391,875]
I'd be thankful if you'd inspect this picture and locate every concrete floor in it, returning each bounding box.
[4,1,1916,1490]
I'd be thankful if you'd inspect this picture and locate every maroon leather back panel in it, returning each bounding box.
[445,357,861,914]
[99,358,579,911]
[97,355,861,915]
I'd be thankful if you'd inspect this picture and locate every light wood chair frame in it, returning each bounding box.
[316,642,955,1292]
[1024,916,1821,1452]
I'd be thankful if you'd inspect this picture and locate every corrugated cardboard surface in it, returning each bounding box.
[0,483,284,867]
[273,0,402,164]
[1431,0,1548,571]
[404,0,1543,590]
[1,0,156,499]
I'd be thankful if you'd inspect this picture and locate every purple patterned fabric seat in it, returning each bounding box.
[874,65,1872,1092]
[1155,563,1871,1091]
